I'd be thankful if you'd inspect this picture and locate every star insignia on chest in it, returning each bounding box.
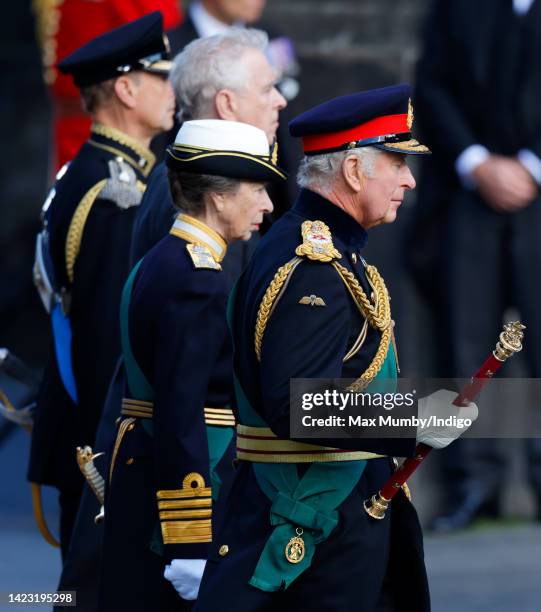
[186,243,221,270]
[299,294,326,307]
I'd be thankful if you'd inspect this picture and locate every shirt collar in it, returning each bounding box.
[292,188,368,251]
[189,1,243,38]
[170,213,227,262]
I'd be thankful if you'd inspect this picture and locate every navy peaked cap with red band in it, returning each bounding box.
[289,83,430,156]
[58,11,172,88]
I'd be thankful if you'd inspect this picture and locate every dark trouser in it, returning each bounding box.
[439,190,541,501]
[56,359,124,612]
[195,468,429,612]
[59,485,83,562]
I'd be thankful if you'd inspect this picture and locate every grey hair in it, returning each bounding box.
[167,168,241,215]
[296,147,382,192]
[169,28,268,122]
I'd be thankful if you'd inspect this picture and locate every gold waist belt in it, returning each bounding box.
[236,424,385,463]
[121,398,235,427]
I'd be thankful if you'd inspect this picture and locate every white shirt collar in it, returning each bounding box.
[514,0,535,16]
[189,1,243,38]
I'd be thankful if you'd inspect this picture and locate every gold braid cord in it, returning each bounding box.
[31,483,60,548]
[254,258,301,361]
[253,220,393,390]
[65,179,107,284]
[332,262,392,391]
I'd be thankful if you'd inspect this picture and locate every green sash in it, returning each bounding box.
[227,284,397,591]
[119,260,234,497]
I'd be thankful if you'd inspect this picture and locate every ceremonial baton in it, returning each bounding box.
[364,321,525,519]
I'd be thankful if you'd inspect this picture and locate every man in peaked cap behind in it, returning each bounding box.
[194,84,478,611]
[28,11,175,569]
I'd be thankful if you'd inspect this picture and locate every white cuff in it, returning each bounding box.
[455,145,490,189]
[514,0,535,16]
[517,149,541,185]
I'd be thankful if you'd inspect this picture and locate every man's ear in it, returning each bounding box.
[342,154,364,192]
[113,75,138,109]
[214,89,238,121]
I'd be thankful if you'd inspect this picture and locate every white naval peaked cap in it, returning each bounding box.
[167,119,286,182]
[174,119,271,156]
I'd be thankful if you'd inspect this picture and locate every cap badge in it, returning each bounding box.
[407,98,414,131]
[271,141,279,166]
[295,220,342,262]
[163,33,171,54]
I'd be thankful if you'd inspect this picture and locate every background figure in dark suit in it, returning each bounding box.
[411,0,541,530]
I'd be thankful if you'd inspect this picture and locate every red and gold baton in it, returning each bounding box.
[364,321,525,519]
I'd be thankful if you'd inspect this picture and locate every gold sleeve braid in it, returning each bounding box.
[157,473,212,545]
[65,179,107,284]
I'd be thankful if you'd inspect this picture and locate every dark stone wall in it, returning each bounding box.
[265,0,429,103]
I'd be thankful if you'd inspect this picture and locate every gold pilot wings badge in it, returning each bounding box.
[295,220,342,262]
[299,294,326,307]
[186,243,221,270]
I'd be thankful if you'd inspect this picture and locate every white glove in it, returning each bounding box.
[416,389,478,449]
[164,558,206,601]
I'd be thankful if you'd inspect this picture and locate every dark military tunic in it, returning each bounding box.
[99,215,235,612]
[195,189,429,612]
[28,123,155,556]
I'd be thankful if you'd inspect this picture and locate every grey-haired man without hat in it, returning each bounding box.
[130,28,287,276]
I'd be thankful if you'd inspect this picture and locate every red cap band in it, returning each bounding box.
[302,113,409,153]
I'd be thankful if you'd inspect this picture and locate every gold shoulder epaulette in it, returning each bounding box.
[186,243,221,271]
[295,220,342,262]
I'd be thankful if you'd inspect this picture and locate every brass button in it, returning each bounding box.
[351,253,357,264]
[126,458,134,465]
[218,544,229,557]
[127,423,135,431]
